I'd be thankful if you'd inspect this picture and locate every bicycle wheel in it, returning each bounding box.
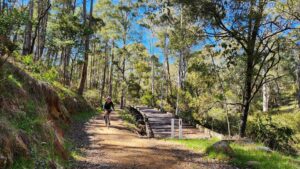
[104,114,108,127]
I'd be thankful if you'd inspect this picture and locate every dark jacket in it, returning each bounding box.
[104,101,114,110]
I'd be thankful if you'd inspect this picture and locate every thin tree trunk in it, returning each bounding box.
[120,56,126,109]
[37,0,49,60]
[89,52,93,89]
[164,32,172,96]
[22,0,34,55]
[120,36,127,109]
[70,53,78,85]
[100,42,108,105]
[297,53,300,108]
[262,68,269,112]
[78,0,93,95]
[109,39,114,97]
[151,55,155,107]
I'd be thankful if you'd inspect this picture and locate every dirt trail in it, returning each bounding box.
[69,112,233,169]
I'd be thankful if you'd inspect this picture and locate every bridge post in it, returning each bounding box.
[179,118,183,139]
[171,118,175,138]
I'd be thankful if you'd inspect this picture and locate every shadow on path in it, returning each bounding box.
[67,112,233,169]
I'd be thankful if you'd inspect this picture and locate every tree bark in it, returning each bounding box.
[78,0,93,95]
[262,69,269,112]
[120,34,127,109]
[240,55,254,137]
[35,0,49,60]
[109,39,114,97]
[22,0,34,55]
[164,32,172,96]
[100,42,108,105]
[297,53,300,108]
[151,55,155,107]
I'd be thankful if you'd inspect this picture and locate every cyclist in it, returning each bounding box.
[103,96,115,127]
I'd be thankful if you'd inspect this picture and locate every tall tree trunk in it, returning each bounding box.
[120,56,126,109]
[262,69,269,112]
[22,0,34,55]
[297,53,300,108]
[63,47,71,86]
[109,39,114,97]
[70,53,78,86]
[240,54,254,137]
[120,35,127,109]
[100,42,108,105]
[239,0,264,137]
[164,32,172,96]
[35,0,49,60]
[175,51,183,116]
[89,52,93,89]
[78,0,93,95]
[151,55,155,107]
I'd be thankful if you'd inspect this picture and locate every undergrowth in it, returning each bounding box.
[168,139,300,169]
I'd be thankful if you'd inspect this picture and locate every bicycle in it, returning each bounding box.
[104,110,112,128]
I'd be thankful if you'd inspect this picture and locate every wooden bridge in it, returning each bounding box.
[134,106,221,139]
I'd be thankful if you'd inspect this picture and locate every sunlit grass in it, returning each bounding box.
[167,139,300,169]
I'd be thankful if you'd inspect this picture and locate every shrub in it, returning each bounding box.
[83,89,100,107]
[140,91,154,107]
[248,115,296,154]
[21,55,34,66]
[42,67,58,82]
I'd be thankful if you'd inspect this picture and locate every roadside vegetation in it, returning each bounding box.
[168,139,300,169]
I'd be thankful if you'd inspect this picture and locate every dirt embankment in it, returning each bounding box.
[0,62,93,169]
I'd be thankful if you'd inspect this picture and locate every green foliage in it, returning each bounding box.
[119,110,137,125]
[12,157,34,169]
[21,55,34,66]
[71,111,98,123]
[42,67,59,82]
[168,139,300,169]
[248,115,296,154]
[128,74,142,99]
[230,143,299,169]
[167,138,219,153]
[8,74,23,88]
[0,8,26,35]
[140,91,154,106]
[11,100,46,134]
[84,89,101,106]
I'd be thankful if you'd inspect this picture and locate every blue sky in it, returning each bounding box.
[20,0,166,62]
[80,0,165,62]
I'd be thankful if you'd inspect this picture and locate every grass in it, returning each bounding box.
[12,134,68,169]
[119,110,139,130]
[71,110,99,122]
[119,110,136,125]
[167,138,300,169]
[8,74,23,88]
[12,157,34,169]
[11,100,46,134]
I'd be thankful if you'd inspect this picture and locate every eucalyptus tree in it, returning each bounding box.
[47,0,81,85]
[177,0,297,137]
[78,0,96,95]
[22,0,34,56]
[140,0,202,114]
[0,2,25,68]
[95,0,122,103]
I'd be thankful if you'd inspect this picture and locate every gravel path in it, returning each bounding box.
[67,112,235,169]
